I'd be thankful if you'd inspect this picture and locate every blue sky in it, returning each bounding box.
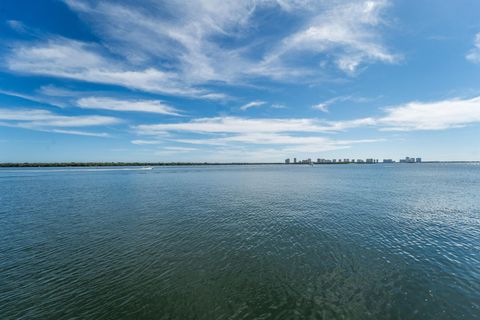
[1,0,479,162]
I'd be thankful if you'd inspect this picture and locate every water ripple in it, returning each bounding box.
[1,164,479,319]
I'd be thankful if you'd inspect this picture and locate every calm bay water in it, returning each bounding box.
[1,164,479,319]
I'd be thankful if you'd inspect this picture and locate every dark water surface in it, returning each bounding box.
[1,164,479,319]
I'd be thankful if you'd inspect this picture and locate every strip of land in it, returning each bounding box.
[0,161,478,167]
[0,162,281,167]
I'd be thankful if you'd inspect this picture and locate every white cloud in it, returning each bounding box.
[6,20,27,33]
[313,95,480,132]
[312,95,373,112]
[0,89,66,108]
[38,85,80,97]
[466,33,480,64]
[131,139,163,145]
[163,146,197,152]
[62,0,256,84]
[175,132,383,155]
[0,108,119,126]
[77,97,182,115]
[176,132,381,147]
[272,0,315,12]
[239,100,267,111]
[136,116,341,135]
[6,38,209,97]
[50,129,110,137]
[263,0,398,74]
[312,103,329,112]
[154,146,198,156]
[135,116,381,138]
[0,108,119,136]
[378,96,480,131]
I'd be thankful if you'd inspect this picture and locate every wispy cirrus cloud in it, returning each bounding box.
[312,102,329,113]
[239,100,267,111]
[77,97,182,115]
[135,117,343,135]
[466,33,480,64]
[153,146,198,157]
[48,129,110,137]
[261,0,399,75]
[6,20,27,33]
[4,0,398,101]
[312,95,373,112]
[0,89,66,108]
[0,108,119,137]
[6,38,213,98]
[63,0,257,81]
[175,133,382,148]
[131,139,163,145]
[38,85,82,97]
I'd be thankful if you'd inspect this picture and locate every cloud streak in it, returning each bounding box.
[466,33,480,64]
[6,38,210,98]
[0,108,119,137]
[312,95,373,112]
[77,97,182,115]
[239,100,267,111]
[312,102,329,113]
[262,0,398,74]
[0,89,66,108]
[135,117,344,135]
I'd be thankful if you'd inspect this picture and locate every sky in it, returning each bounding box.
[0,0,479,162]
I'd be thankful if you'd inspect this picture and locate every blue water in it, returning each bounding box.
[1,164,479,319]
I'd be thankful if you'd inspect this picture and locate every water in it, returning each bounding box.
[1,164,479,319]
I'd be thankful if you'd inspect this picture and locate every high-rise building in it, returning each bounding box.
[400,157,420,163]
[293,158,297,164]
[285,158,290,164]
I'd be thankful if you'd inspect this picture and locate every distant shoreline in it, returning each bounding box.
[0,162,281,168]
[1,161,479,168]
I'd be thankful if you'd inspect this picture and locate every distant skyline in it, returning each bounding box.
[1,0,480,162]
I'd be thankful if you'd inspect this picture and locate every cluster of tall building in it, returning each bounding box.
[285,158,380,164]
[284,157,422,164]
[399,157,422,163]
